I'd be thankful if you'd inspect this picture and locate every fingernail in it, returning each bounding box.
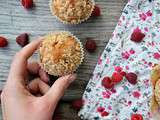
[68,74,77,83]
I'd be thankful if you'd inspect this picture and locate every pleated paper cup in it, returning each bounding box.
[49,0,95,24]
[39,31,84,76]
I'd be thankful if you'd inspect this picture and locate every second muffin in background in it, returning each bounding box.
[50,0,95,24]
[39,31,84,76]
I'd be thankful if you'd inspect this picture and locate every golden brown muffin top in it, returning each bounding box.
[51,0,94,24]
[40,32,81,64]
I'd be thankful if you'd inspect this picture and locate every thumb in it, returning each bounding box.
[44,74,76,106]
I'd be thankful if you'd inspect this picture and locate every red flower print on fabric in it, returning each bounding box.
[122,51,130,59]
[114,66,123,72]
[146,10,152,17]
[132,91,141,99]
[153,52,160,60]
[139,13,147,21]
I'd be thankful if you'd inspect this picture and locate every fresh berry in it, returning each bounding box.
[101,111,109,117]
[21,0,33,9]
[39,68,49,83]
[125,72,138,85]
[112,72,123,83]
[0,36,8,47]
[120,71,126,76]
[102,77,114,89]
[131,114,143,120]
[131,28,145,43]
[71,99,84,110]
[16,33,29,47]
[91,5,101,17]
[85,38,97,53]
[97,107,105,113]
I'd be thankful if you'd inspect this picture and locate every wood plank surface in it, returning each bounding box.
[0,0,127,119]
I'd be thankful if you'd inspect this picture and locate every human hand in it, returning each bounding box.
[1,39,76,120]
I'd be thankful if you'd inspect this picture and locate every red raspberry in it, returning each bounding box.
[131,28,145,43]
[101,111,109,117]
[0,36,8,47]
[91,5,101,17]
[16,33,29,47]
[21,0,33,9]
[120,71,126,76]
[85,38,97,53]
[125,72,137,85]
[71,99,84,110]
[112,72,123,83]
[131,114,143,120]
[97,107,105,113]
[102,77,114,89]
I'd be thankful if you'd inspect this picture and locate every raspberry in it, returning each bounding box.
[16,33,29,47]
[0,36,8,47]
[131,114,143,120]
[101,111,109,117]
[97,107,105,113]
[125,72,137,85]
[91,5,101,17]
[131,28,145,43]
[85,38,97,53]
[21,0,33,9]
[112,72,123,83]
[71,99,84,110]
[102,77,114,89]
[120,71,126,76]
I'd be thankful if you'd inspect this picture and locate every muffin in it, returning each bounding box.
[39,31,84,76]
[50,0,95,24]
[150,64,160,113]
[155,79,160,105]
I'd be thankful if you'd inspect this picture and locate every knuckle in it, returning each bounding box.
[1,89,8,100]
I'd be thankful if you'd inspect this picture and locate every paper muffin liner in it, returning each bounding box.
[49,0,95,24]
[39,31,84,76]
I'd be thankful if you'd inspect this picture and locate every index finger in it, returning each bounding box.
[19,38,42,60]
[9,38,42,80]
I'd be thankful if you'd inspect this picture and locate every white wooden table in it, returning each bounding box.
[0,0,127,119]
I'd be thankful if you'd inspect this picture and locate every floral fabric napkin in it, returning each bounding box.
[79,0,160,119]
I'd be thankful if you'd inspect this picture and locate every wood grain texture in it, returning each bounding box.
[0,0,127,119]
